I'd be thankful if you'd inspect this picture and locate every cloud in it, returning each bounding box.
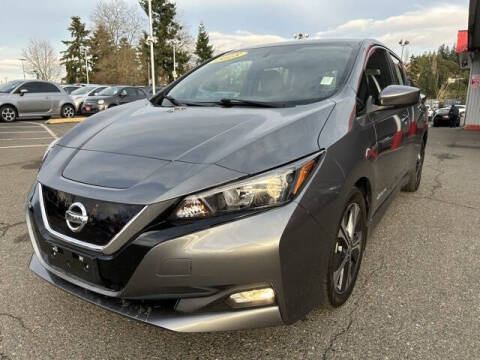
[209,30,287,53]
[314,4,468,55]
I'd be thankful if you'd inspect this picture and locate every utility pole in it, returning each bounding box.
[84,48,89,84]
[172,43,177,80]
[147,0,157,95]
[399,39,410,63]
[18,58,26,80]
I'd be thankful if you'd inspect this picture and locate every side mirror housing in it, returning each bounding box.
[120,90,127,97]
[19,89,28,96]
[378,85,420,107]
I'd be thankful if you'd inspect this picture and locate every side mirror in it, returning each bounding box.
[19,89,28,96]
[120,90,127,97]
[378,85,420,107]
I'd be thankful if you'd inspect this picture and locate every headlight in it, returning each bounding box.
[174,155,318,219]
[42,139,58,162]
[98,99,105,105]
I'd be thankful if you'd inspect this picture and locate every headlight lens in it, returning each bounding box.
[42,139,58,162]
[98,99,105,105]
[174,155,318,219]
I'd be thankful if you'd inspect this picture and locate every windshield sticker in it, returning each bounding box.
[321,76,334,85]
[211,51,248,63]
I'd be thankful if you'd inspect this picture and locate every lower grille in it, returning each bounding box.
[41,185,143,247]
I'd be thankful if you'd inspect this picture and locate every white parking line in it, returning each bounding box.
[0,137,52,141]
[26,121,58,139]
[0,144,48,149]
[0,131,47,134]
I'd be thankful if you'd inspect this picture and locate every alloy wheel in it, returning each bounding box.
[62,105,75,118]
[333,202,363,294]
[1,107,16,122]
[415,143,425,187]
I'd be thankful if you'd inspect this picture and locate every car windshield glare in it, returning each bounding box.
[0,81,23,93]
[165,43,356,106]
[71,86,96,95]
[98,87,119,96]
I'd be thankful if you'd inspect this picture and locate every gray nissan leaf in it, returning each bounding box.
[26,39,427,332]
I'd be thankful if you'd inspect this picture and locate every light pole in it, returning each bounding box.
[172,43,177,80]
[399,39,410,63]
[147,0,157,95]
[293,33,310,40]
[18,58,26,79]
[81,47,89,84]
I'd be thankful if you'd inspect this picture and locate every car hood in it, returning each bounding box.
[41,99,335,203]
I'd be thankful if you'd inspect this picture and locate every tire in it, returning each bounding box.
[320,187,367,308]
[61,104,75,118]
[433,117,438,127]
[0,105,17,122]
[402,139,425,192]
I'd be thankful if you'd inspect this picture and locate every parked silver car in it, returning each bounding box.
[70,85,107,113]
[0,80,76,122]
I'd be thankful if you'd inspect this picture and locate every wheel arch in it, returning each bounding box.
[353,177,372,220]
[0,103,19,113]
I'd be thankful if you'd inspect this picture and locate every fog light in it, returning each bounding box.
[226,288,275,308]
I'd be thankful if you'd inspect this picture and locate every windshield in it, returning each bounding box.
[98,86,120,96]
[0,81,23,94]
[71,86,96,95]
[166,43,356,105]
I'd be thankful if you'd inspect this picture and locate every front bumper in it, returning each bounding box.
[81,103,107,115]
[26,182,326,331]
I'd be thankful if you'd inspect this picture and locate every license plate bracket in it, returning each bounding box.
[46,244,102,285]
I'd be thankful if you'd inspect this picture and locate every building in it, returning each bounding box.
[457,0,480,130]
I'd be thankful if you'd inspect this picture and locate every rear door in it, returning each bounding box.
[16,82,51,114]
[365,48,409,202]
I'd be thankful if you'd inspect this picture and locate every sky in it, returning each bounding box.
[0,0,470,81]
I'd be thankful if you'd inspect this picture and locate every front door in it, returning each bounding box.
[16,82,52,115]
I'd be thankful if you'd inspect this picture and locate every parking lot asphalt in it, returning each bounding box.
[0,120,479,359]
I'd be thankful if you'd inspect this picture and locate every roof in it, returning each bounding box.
[468,0,480,50]
[233,38,383,52]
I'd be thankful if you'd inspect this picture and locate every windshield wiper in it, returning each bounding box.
[218,98,290,108]
[164,94,185,106]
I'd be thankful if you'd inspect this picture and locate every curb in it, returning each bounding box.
[46,117,86,124]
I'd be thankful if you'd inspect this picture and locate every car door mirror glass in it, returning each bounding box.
[19,89,28,96]
[378,85,420,107]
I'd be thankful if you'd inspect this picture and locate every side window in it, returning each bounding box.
[364,49,395,104]
[17,82,42,93]
[126,87,136,96]
[356,73,369,114]
[39,82,61,93]
[90,87,105,96]
[389,54,406,85]
[136,88,146,97]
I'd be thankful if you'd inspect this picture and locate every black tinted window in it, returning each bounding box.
[18,82,43,93]
[136,88,146,97]
[126,88,136,96]
[39,83,60,93]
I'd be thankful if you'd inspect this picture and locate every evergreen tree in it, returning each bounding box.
[88,24,115,78]
[194,22,214,65]
[61,16,90,83]
[139,0,191,84]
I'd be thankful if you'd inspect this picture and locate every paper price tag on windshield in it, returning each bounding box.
[211,51,248,63]
[321,76,334,85]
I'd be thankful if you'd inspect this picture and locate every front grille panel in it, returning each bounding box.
[42,185,143,247]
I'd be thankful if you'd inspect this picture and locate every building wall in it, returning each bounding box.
[465,52,480,129]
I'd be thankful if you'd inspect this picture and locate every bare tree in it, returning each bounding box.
[22,39,62,81]
[91,0,144,47]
